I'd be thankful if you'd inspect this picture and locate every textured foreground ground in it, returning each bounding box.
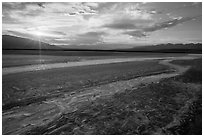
[2,55,202,135]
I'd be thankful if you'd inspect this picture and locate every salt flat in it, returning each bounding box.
[2,54,200,75]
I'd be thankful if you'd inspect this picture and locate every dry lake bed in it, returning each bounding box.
[2,54,202,135]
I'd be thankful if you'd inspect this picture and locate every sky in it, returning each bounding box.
[2,2,202,49]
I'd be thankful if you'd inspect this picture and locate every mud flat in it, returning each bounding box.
[2,54,201,135]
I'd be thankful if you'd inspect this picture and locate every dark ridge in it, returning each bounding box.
[2,48,202,54]
[2,35,60,50]
[2,35,202,54]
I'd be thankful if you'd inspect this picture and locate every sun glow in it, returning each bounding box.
[30,30,47,37]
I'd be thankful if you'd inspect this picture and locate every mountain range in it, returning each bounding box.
[2,35,202,53]
[2,35,60,50]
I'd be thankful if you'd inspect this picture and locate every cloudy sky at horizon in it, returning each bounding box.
[2,2,202,49]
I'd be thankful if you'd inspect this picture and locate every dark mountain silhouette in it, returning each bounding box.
[124,43,202,53]
[2,35,60,50]
[2,35,202,54]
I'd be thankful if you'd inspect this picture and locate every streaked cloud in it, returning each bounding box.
[123,15,201,38]
[123,31,147,38]
[144,16,200,32]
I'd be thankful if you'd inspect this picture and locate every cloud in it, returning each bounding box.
[49,31,67,36]
[37,3,45,8]
[143,16,200,32]
[83,2,99,9]
[78,31,105,37]
[63,3,98,17]
[72,31,105,44]
[101,3,156,30]
[147,9,163,14]
[103,22,136,30]
[103,18,153,30]
[123,16,200,38]
[6,30,51,42]
[67,12,77,16]
[51,31,106,45]
[2,2,27,11]
[2,15,22,24]
[7,30,34,38]
[7,29,67,41]
[123,31,147,38]
[2,2,44,13]
[2,2,45,24]
[2,2,97,21]
[101,33,142,44]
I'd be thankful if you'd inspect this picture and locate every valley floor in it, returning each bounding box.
[2,54,202,135]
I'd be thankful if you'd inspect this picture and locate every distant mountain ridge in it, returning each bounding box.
[126,43,202,53]
[2,35,60,50]
[2,35,202,53]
